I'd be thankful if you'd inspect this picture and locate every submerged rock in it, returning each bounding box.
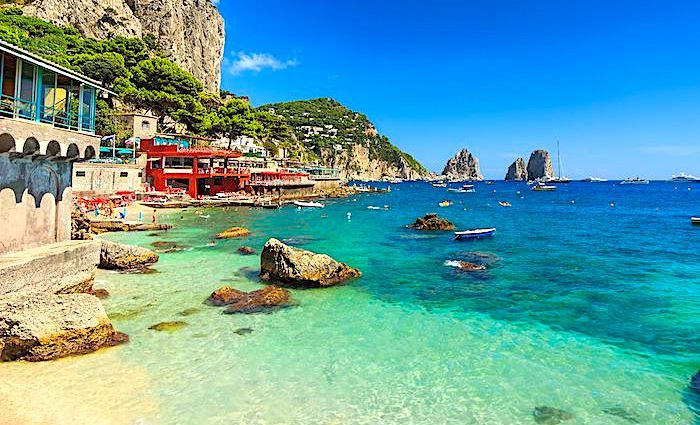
[99,240,159,270]
[206,286,247,306]
[89,288,110,299]
[148,321,187,332]
[408,213,455,231]
[216,227,250,239]
[234,327,254,335]
[260,238,361,287]
[177,307,200,317]
[602,406,640,423]
[0,293,127,362]
[238,246,256,255]
[224,286,291,314]
[447,261,486,271]
[533,406,573,425]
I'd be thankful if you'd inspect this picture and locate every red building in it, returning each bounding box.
[141,137,250,198]
[249,170,314,195]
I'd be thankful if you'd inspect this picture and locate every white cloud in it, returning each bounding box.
[228,52,298,75]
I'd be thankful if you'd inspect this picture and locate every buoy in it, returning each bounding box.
[347,212,352,220]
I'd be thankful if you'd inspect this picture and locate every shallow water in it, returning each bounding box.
[2,181,700,424]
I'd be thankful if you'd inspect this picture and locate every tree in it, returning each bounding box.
[70,52,128,86]
[201,98,253,148]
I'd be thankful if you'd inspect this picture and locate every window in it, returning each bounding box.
[119,171,129,177]
[41,70,57,123]
[138,172,143,177]
[76,171,86,177]
[214,177,223,185]
[80,86,95,132]
[164,157,193,168]
[141,120,151,130]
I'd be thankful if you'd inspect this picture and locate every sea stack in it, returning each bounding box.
[526,150,554,181]
[505,158,527,181]
[442,148,483,181]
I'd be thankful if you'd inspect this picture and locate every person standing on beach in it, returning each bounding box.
[152,209,157,224]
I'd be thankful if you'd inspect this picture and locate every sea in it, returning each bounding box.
[2,180,700,424]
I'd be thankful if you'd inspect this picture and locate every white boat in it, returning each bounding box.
[454,228,496,239]
[293,201,324,208]
[447,188,467,193]
[531,182,557,191]
[583,177,607,182]
[671,173,700,183]
[432,182,447,188]
[692,217,700,225]
[620,178,650,185]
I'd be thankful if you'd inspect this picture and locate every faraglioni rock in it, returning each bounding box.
[441,148,483,181]
[526,150,554,181]
[409,213,455,231]
[0,293,128,362]
[260,238,361,287]
[22,0,225,91]
[99,240,159,270]
[505,157,528,181]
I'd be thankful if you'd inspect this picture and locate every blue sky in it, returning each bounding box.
[216,0,700,179]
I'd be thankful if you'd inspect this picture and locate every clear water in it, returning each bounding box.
[3,181,700,424]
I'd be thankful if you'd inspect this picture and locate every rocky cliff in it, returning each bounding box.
[442,148,483,181]
[505,157,527,181]
[261,98,431,180]
[526,150,554,180]
[21,0,224,92]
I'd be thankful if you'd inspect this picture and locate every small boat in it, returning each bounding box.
[692,217,700,225]
[498,201,512,207]
[293,201,324,208]
[432,182,447,188]
[583,177,607,182]
[531,182,557,191]
[620,178,650,185]
[671,173,700,183]
[367,206,383,210]
[484,181,494,185]
[462,184,475,190]
[439,200,452,207]
[454,228,496,239]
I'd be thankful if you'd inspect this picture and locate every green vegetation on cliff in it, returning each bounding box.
[260,98,428,175]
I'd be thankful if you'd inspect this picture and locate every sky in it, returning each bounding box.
[215,0,700,179]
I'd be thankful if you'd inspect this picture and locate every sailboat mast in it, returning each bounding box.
[557,140,562,179]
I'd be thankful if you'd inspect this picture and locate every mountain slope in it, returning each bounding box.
[260,98,429,180]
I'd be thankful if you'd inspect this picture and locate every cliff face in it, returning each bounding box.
[261,99,431,181]
[442,148,483,181]
[526,150,554,180]
[22,0,224,92]
[505,157,527,181]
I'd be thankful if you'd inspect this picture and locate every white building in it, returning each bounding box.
[212,136,268,157]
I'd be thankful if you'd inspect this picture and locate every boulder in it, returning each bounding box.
[442,148,483,181]
[89,288,110,299]
[238,246,256,255]
[526,150,554,181]
[71,210,94,240]
[206,286,247,306]
[0,293,127,362]
[148,321,187,332]
[505,157,528,181]
[216,227,250,239]
[99,240,159,270]
[260,238,361,287]
[224,286,291,314]
[533,406,573,425]
[457,261,486,271]
[409,213,455,231]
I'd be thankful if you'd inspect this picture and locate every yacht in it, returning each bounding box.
[671,173,700,183]
[549,141,571,183]
[531,182,557,191]
[620,178,650,185]
[583,177,607,182]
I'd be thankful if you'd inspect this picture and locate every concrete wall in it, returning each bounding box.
[73,162,145,194]
[116,113,157,140]
[0,117,100,160]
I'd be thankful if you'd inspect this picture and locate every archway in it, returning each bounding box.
[66,143,80,160]
[46,140,61,157]
[0,133,15,154]
[22,137,40,155]
[84,145,96,160]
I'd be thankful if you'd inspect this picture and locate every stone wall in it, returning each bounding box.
[73,162,145,195]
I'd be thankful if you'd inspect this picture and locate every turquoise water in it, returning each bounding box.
[3,181,700,424]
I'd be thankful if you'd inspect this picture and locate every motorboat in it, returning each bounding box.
[432,182,448,188]
[692,217,700,225]
[438,200,452,207]
[454,228,496,239]
[531,182,557,191]
[620,178,650,185]
[583,177,607,182]
[498,201,512,207]
[671,173,700,183]
[462,184,475,190]
[293,200,324,208]
[447,188,468,193]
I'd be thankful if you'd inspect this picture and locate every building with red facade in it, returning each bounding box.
[141,136,250,198]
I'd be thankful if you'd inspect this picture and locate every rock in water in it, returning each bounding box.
[260,238,361,287]
[206,286,247,306]
[505,157,528,181]
[148,321,187,332]
[526,150,554,181]
[71,210,94,240]
[690,370,700,393]
[0,293,127,362]
[533,406,573,425]
[409,213,456,231]
[441,148,483,181]
[216,227,250,239]
[99,240,159,270]
[238,246,256,255]
[224,286,291,314]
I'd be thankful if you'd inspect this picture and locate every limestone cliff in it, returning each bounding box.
[526,150,554,181]
[505,157,527,181]
[441,148,483,181]
[21,0,224,92]
[260,98,431,181]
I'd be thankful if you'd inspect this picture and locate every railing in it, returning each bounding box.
[0,94,94,133]
[0,94,37,121]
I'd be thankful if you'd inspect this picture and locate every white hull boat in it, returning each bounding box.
[293,201,325,208]
[454,228,496,239]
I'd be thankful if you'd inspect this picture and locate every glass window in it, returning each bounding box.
[17,61,35,119]
[41,70,56,123]
[67,81,80,130]
[80,86,95,132]
[54,75,70,128]
[1,54,16,116]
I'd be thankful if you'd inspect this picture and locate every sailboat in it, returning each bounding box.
[549,140,571,184]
